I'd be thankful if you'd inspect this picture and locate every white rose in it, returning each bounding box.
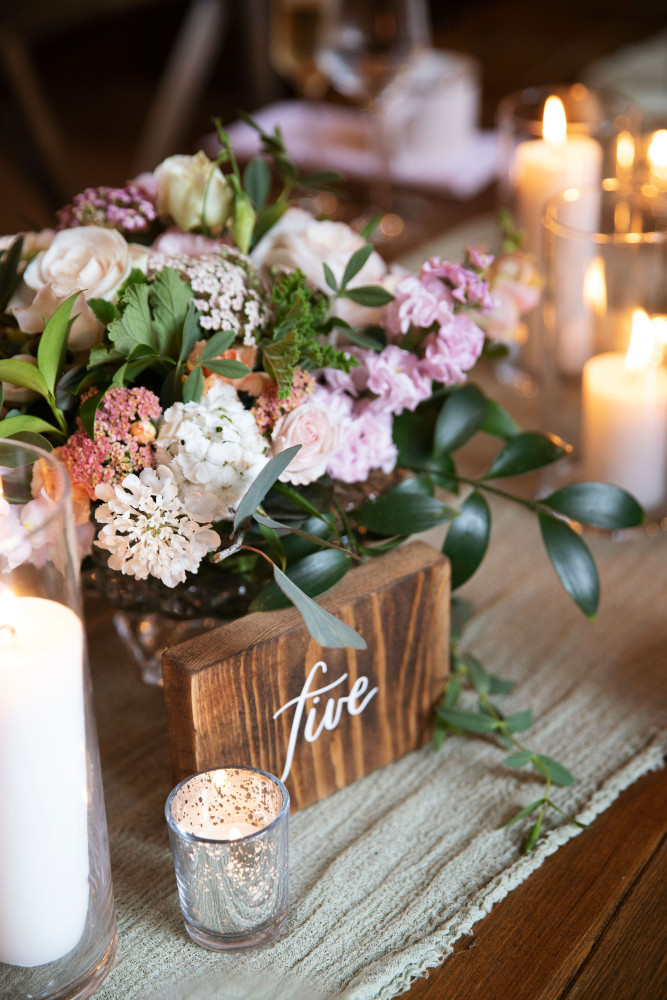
[22,226,133,301]
[154,151,233,231]
[271,402,341,486]
[257,212,387,296]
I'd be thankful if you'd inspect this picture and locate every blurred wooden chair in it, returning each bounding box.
[0,0,229,204]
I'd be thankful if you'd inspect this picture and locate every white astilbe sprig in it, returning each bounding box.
[94,465,220,587]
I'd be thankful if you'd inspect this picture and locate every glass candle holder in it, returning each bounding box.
[496,85,640,376]
[166,767,290,951]
[0,443,116,999]
[541,180,667,514]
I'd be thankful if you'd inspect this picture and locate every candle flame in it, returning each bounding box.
[651,315,667,346]
[543,96,566,144]
[616,131,635,171]
[583,257,607,314]
[648,130,667,181]
[625,309,654,373]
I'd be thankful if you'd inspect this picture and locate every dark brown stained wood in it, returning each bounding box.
[162,542,450,811]
[405,765,667,1000]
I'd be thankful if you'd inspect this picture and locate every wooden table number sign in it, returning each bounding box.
[162,542,450,812]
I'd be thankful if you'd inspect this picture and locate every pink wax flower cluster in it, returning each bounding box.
[252,368,316,435]
[59,387,162,500]
[56,183,158,235]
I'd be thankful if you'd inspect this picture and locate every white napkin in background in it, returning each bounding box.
[204,100,498,200]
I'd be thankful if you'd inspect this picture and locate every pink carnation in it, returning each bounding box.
[327,400,397,484]
[418,314,485,386]
[385,273,454,338]
[422,257,495,311]
[363,345,432,414]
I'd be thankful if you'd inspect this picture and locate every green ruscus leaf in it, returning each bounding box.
[434,384,487,455]
[538,513,600,619]
[484,432,569,479]
[354,491,458,536]
[542,482,644,530]
[443,490,491,589]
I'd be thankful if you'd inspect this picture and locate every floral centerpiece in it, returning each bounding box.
[0,118,645,848]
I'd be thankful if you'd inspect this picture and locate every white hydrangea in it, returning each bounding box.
[94,466,220,587]
[156,381,269,520]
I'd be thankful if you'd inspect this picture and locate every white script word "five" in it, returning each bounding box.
[273,661,378,782]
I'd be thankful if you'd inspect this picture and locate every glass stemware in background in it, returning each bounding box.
[314,0,430,212]
[270,0,329,100]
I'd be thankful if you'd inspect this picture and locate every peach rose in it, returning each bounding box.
[271,402,341,486]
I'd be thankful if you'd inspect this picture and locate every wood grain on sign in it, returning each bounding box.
[162,542,450,812]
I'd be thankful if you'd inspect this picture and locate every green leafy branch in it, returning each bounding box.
[0,294,78,441]
[435,640,586,853]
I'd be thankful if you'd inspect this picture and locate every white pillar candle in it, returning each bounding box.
[582,312,667,510]
[513,96,603,257]
[0,593,89,968]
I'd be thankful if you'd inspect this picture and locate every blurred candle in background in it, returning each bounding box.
[512,95,603,257]
[582,309,667,511]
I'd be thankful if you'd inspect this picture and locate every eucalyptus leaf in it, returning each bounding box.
[504,750,533,768]
[434,384,487,454]
[542,482,644,530]
[444,678,462,709]
[503,709,534,733]
[354,491,457,536]
[534,754,574,786]
[523,816,543,852]
[272,564,366,649]
[342,244,374,288]
[443,490,491,589]
[484,432,569,479]
[502,797,545,827]
[251,548,352,611]
[342,285,394,307]
[252,512,352,558]
[37,293,78,395]
[436,707,499,733]
[538,512,600,618]
[0,359,49,399]
[234,445,301,531]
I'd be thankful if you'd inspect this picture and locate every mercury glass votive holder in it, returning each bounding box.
[541,180,667,514]
[165,767,290,951]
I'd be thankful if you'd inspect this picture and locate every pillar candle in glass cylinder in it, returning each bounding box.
[513,95,603,257]
[0,591,89,968]
[582,309,667,511]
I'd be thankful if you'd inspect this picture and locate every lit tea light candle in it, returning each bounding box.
[513,95,603,256]
[582,309,667,510]
[0,589,89,968]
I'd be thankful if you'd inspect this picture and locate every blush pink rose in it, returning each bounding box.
[271,402,341,486]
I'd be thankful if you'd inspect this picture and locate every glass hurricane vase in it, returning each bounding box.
[0,442,116,1000]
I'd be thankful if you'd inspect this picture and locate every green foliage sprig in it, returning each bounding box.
[434,602,586,853]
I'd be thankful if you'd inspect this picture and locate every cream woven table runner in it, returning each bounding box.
[90,497,666,1000]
